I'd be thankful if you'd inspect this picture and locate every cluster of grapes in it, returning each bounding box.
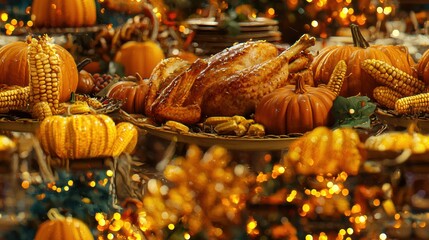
[136,145,256,238]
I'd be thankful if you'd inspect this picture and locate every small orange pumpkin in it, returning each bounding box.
[114,40,165,79]
[77,70,96,94]
[31,0,97,28]
[254,76,337,135]
[34,209,94,240]
[107,74,150,114]
[0,39,78,102]
[416,49,429,86]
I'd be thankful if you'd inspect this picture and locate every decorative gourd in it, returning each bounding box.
[416,48,429,86]
[114,40,165,79]
[283,126,366,175]
[37,114,138,159]
[76,59,96,95]
[312,24,415,98]
[34,209,94,240]
[254,60,347,135]
[0,39,78,102]
[106,74,150,114]
[31,0,97,28]
[77,69,96,95]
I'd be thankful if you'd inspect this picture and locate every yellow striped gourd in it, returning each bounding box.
[37,114,138,159]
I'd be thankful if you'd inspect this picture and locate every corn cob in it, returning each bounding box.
[164,120,189,133]
[325,60,347,96]
[247,123,265,137]
[373,86,403,110]
[234,123,247,136]
[214,120,238,135]
[0,86,30,112]
[56,101,92,115]
[32,101,53,121]
[75,94,103,109]
[395,92,429,115]
[232,115,247,124]
[112,122,138,156]
[27,35,60,110]
[204,116,233,126]
[361,59,426,96]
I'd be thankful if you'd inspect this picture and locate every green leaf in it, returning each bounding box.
[331,95,376,129]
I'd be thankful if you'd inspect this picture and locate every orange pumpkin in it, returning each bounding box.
[77,70,95,94]
[254,76,336,135]
[31,0,97,28]
[114,40,165,79]
[0,39,78,102]
[312,24,415,98]
[107,74,150,114]
[34,209,94,240]
[104,0,151,14]
[416,49,429,86]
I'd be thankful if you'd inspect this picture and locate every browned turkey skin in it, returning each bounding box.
[145,34,316,125]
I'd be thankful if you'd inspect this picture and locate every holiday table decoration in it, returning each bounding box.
[312,24,416,98]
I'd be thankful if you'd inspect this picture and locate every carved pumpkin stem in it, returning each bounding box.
[294,75,307,94]
[351,24,370,49]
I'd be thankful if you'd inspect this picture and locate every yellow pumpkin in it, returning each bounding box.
[31,0,97,28]
[34,209,94,240]
[114,40,165,79]
[37,114,138,159]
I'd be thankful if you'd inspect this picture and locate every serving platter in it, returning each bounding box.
[375,108,429,133]
[119,111,300,151]
[185,17,279,28]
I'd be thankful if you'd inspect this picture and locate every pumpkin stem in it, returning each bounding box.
[135,72,143,82]
[351,24,370,49]
[70,92,76,103]
[47,208,65,220]
[294,75,307,94]
[77,58,93,71]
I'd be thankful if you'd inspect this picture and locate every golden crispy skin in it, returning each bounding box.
[150,58,209,124]
[149,41,280,124]
[201,34,316,117]
[144,57,190,117]
[183,41,281,106]
[148,34,316,124]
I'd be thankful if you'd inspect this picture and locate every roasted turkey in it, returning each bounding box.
[145,34,316,125]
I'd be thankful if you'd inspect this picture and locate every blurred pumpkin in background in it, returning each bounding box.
[31,0,97,28]
[34,209,94,240]
[114,40,165,79]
